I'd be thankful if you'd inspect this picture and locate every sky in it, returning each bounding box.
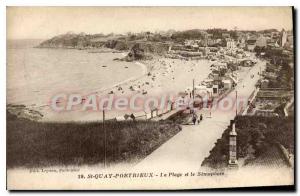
[7,6,293,39]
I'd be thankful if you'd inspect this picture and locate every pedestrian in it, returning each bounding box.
[130,113,136,121]
[200,114,203,121]
[192,115,196,125]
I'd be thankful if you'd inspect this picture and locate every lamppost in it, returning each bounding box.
[260,66,262,81]
[103,109,107,168]
[229,120,238,168]
[235,90,238,116]
[192,79,195,100]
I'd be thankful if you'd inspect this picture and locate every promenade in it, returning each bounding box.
[134,59,266,172]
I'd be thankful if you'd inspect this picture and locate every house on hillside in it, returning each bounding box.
[256,35,267,47]
[237,37,246,49]
[246,39,257,51]
[280,29,287,47]
[222,79,232,89]
[222,33,231,39]
[226,39,236,49]
[207,39,221,46]
[261,79,269,88]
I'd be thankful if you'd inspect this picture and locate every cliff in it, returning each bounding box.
[37,33,170,54]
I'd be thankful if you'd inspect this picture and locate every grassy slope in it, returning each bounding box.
[201,116,294,169]
[7,111,181,168]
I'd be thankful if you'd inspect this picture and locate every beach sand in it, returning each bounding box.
[40,57,213,122]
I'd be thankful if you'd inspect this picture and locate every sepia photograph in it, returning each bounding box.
[6,6,295,190]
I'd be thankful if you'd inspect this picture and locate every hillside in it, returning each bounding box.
[7,110,182,168]
[38,32,169,52]
[201,116,294,169]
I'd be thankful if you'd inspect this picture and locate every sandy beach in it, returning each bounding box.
[7,42,254,122]
[7,40,214,122]
[41,56,213,121]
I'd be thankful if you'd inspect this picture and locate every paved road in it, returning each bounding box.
[134,60,266,172]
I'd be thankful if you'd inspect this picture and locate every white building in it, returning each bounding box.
[280,29,287,47]
[246,39,256,51]
[194,85,213,100]
[222,79,232,89]
[226,39,236,49]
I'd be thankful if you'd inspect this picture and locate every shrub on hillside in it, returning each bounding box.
[7,111,181,168]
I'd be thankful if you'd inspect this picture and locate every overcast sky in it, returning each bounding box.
[7,6,293,39]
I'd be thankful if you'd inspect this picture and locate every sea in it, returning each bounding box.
[7,39,143,108]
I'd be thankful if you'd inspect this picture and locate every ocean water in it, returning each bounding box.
[7,40,143,107]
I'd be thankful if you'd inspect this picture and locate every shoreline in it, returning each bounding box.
[40,57,213,122]
[8,47,258,122]
[89,60,149,95]
[8,53,214,122]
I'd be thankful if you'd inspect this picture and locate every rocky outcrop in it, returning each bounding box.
[37,33,170,54]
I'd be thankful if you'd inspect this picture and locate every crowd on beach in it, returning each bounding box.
[98,46,258,122]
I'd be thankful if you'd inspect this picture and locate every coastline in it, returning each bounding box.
[7,49,256,123]
[8,44,255,122]
[89,59,149,95]
[39,57,213,122]
[7,48,146,113]
[7,52,213,122]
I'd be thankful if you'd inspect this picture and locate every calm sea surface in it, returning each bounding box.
[7,40,142,107]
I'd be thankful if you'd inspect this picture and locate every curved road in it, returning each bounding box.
[134,59,266,172]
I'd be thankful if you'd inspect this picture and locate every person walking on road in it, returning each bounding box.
[192,114,197,125]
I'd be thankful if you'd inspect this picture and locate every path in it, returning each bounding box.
[134,60,266,172]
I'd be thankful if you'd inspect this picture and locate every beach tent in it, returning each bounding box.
[116,116,126,121]
[146,112,152,119]
[134,111,147,120]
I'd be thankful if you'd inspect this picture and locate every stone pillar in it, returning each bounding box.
[229,120,238,168]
